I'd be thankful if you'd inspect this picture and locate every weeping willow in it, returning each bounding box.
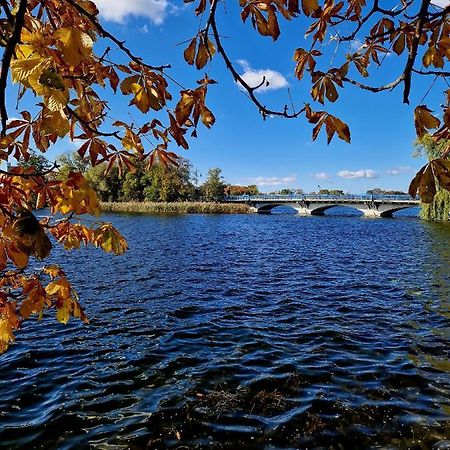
[414,136,450,222]
[420,189,450,221]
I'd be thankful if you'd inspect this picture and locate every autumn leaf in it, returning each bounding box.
[409,158,450,203]
[302,0,319,16]
[414,106,440,138]
[54,27,94,67]
[293,48,321,80]
[0,318,15,353]
[94,224,128,255]
[184,38,197,65]
[11,209,52,260]
[311,73,341,104]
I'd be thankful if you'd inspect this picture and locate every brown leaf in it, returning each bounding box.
[414,105,440,138]
[409,165,426,198]
[419,164,437,203]
[302,0,319,16]
[184,38,197,65]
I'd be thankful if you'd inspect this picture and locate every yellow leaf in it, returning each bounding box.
[0,318,15,353]
[56,306,70,325]
[95,224,128,255]
[43,265,63,278]
[41,108,70,137]
[120,75,140,94]
[10,57,44,83]
[45,280,61,295]
[44,88,69,111]
[54,27,93,67]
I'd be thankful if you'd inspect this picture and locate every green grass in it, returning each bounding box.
[100,201,251,215]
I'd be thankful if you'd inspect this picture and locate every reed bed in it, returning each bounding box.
[100,201,251,215]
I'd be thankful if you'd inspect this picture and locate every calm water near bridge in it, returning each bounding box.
[0,207,449,449]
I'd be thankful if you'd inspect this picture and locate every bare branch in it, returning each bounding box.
[0,0,28,136]
[412,69,450,77]
[343,74,405,92]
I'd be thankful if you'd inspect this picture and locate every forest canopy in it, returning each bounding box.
[0,0,449,352]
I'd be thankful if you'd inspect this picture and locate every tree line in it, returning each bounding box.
[21,152,262,203]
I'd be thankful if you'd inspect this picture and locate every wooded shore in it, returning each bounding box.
[100,202,251,214]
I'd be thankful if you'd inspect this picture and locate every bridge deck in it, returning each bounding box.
[224,195,419,204]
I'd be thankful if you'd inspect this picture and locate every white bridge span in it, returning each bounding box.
[224,194,420,218]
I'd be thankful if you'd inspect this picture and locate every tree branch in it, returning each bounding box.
[412,68,450,76]
[65,106,121,140]
[0,0,13,23]
[0,161,59,178]
[0,0,27,136]
[402,0,431,104]
[62,0,171,72]
[208,0,302,119]
[343,74,405,92]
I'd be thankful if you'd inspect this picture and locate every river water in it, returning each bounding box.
[0,209,449,449]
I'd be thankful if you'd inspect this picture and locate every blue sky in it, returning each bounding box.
[9,0,449,193]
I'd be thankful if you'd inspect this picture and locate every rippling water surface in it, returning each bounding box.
[0,209,449,449]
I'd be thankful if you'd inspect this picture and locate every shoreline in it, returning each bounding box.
[100,201,251,215]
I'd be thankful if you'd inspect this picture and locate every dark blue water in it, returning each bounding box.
[0,209,449,449]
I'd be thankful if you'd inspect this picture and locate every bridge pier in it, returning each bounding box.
[293,207,312,216]
[362,209,382,218]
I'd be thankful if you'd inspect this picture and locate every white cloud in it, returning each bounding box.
[431,0,449,8]
[93,0,169,24]
[387,166,412,176]
[237,60,288,92]
[337,169,379,179]
[247,175,297,187]
[350,39,363,51]
[314,172,331,180]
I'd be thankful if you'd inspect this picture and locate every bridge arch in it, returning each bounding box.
[308,204,361,215]
[376,204,420,218]
[256,203,301,214]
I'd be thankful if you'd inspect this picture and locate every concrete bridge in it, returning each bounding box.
[224,194,420,218]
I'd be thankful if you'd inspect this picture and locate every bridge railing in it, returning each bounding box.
[224,194,418,202]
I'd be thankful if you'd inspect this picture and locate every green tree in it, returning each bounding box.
[57,152,89,177]
[415,136,450,222]
[120,158,195,202]
[18,151,52,173]
[202,168,225,201]
[85,164,121,202]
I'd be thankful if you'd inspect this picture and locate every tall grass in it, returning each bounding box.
[100,201,251,215]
